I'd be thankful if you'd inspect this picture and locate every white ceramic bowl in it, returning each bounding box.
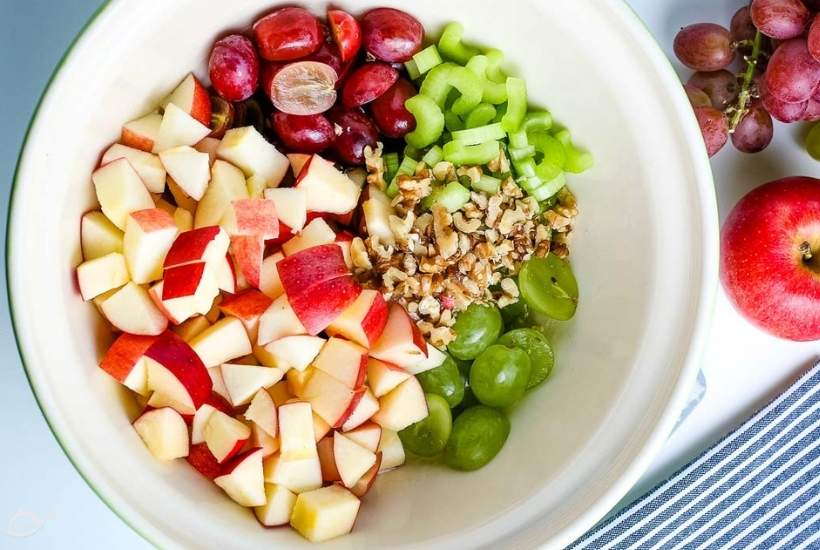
[8,0,718,548]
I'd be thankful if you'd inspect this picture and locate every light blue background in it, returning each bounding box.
[0,0,777,548]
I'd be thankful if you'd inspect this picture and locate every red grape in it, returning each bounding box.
[694,107,729,157]
[687,70,740,109]
[208,35,259,102]
[328,109,379,165]
[731,102,774,153]
[272,113,335,153]
[253,7,323,61]
[804,98,820,121]
[360,8,424,62]
[341,63,399,109]
[765,38,820,103]
[328,9,362,62]
[270,61,338,116]
[750,0,810,40]
[307,41,355,88]
[731,6,758,43]
[208,96,234,138]
[760,78,809,121]
[370,78,418,138]
[673,23,736,71]
[809,15,820,63]
[260,62,285,99]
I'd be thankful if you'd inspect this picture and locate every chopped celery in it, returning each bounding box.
[485,49,506,83]
[513,157,538,179]
[554,129,593,173]
[387,156,419,198]
[493,103,507,123]
[405,95,445,148]
[419,63,455,106]
[428,181,471,212]
[510,146,536,161]
[413,45,443,75]
[445,111,465,132]
[405,59,421,80]
[422,145,444,166]
[531,172,566,201]
[473,174,502,194]
[501,77,527,132]
[451,122,506,145]
[465,103,497,128]
[466,54,506,104]
[420,63,482,115]
[528,131,567,171]
[522,111,553,132]
[508,129,529,149]
[517,175,542,193]
[438,23,480,65]
[465,55,489,77]
[443,140,500,166]
[383,152,400,182]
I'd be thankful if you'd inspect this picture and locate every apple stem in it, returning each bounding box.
[800,241,813,262]
[728,30,763,134]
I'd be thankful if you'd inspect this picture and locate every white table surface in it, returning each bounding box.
[0,0,817,547]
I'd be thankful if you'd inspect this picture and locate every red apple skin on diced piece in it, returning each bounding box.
[366,358,411,398]
[99,333,157,394]
[231,234,265,289]
[162,262,209,300]
[257,294,307,346]
[317,436,341,482]
[124,208,178,284]
[122,112,162,152]
[187,442,223,480]
[224,199,279,239]
[219,289,273,341]
[369,303,428,369]
[289,276,362,336]
[340,388,379,432]
[132,407,190,460]
[214,448,266,507]
[164,226,229,268]
[313,337,367,389]
[326,289,388,348]
[163,73,212,127]
[288,153,311,177]
[276,244,350,298]
[349,452,382,497]
[144,330,212,413]
[214,254,237,294]
[302,369,365,428]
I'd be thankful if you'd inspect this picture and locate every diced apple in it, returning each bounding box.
[317,437,341,482]
[345,422,381,452]
[133,407,189,460]
[289,276,362,336]
[245,388,277,437]
[377,429,405,472]
[257,294,307,346]
[268,380,293,407]
[157,262,219,324]
[167,177,198,214]
[341,388,379,432]
[77,252,129,301]
[295,155,361,215]
[218,289,272,342]
[301,369,363,428]
[246,174,267,199]
[254,484,296,527]
[214,448,266,507]
[204,409,251,463]
[334,431,376,489]
[264,187,307,233]
[143,331,212,415]
[164,226,230,269]
[121,112,161,152]
[312,412,331,442]
[369,303,428,369]
[155,197,176,215]
[153,103,210,153]
[372,376,428,432]
[191,403,218,445]
[190,316,252,368]
[99,333,156,395]
[259,252,284,300]
[159,146,210,201]
[263,452,323,495]
[278,402,317,457]
[405,343,448,375]
[173,207,193,232]
[362,185,395,245]
[186,442,223,480]
[217,126,289,187]
[194,137,221,166]
[161,73,211,126]
[281,217,336,256]
[81,210,124,261]
[99,282,168,336]
[194,160,249,228]
[230,235,265,289]
[102,144,166,193]
[287,153,310,177]
[314,337,367,389]
[220,363,284,406]
[208,365,230,402]
[222,198,279,239]
[205,295,223,322]
[262,335,326,372]
[214,254,237,294]
[287,366,313,398]
[92,158,154,230]
[250,423,280,457]
[123,208,178,284]
[172,316,210,342]
[334,231,353,268]
[290,485,360,543]
[350,453,381,497]
[366,358,411,398]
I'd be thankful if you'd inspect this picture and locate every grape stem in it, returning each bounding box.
[729,30,764,133]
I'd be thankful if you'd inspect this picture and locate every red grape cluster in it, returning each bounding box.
[207,7,424,165]
[674,0,820,156]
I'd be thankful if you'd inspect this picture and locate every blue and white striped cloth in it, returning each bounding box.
[571,361,820,550]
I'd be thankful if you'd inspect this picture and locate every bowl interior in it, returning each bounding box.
[8,0,716,548]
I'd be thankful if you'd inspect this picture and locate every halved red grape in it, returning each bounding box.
[328,9,362,62]
[673,23,736,71]
[731,6,758,44]
[272,112,335,153]
[750,0,810,40]
[342,63,399,109]
[687,70,740,110]
[731,102,774,153]
[308,41,355,88]
[809,15,820,63]
[804,98,820,121]
[260,62,285,99]
[328,109,379,165]
[360,8,423,62]
[760,78,809,122]
[208,34,259,102]
[270,61,338,115]
[765,38,820,103]
[253,7,323,61]
[370,78,417,138]
[694,107,729,157]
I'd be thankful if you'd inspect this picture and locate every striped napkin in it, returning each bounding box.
[570,360,820,550]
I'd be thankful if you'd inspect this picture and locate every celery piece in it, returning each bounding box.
[405,59,421,80]
[465,103,497,129]
[421,145,444,166]
[485,48,506,83]
[501,77,527,132]
[508,129,530,150]
[465,55,489,77]
[528,131,567,171]
[386,180,399,198]
[554,129,593,173]
[517,175,543,193]
[473,174,502,194]
[465,54,506,105]
[420,184,441,210]
[510,146,536,161]
[438,23,480,65]
[445,111,465,132]
[387,156,419,198]
[452,122,506,145]
[405,95,445,149]
[383,152,400,183]
[413,45,443,75]
[420,63,482,115]
[443,140,500,166]
[522,111,553,132]
[435,181,472,212]
[531,172,566,201]
[513,157,538,180]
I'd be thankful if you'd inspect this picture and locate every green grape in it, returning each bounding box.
[398,394,452,457]
[453,356,473,378]
[417,355,465,408]
[498,328,554,388]
[500,299,532,330]
[518,255,579,321]
[807,123,820,161]
[448,303,503,360]
[470,345,531,408]
[444,406,510,471]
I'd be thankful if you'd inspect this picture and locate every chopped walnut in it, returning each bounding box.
[501,177,524,198]
[456,166,482,185]
[453,212,481,233]
[486,195,504,228]
[545,210,573,232]
[364,144,386,190]
[432,161,456,182]
[351,237,373,270]
[498,205,527,234]
[432,204,458,259]
[395,175,432,211]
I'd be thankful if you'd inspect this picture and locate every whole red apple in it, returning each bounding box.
[721,177,820,341]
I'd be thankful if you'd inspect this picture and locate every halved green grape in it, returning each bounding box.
[444,406,510,471]
[497,328,554,389]
[470,345,531,408]
[417,354,465,408]
[518,255,579,321]
[500,299,532,330]
[448,303,503,360]
[399,393,452,457]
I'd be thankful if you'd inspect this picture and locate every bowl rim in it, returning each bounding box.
[5,0,719,548]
